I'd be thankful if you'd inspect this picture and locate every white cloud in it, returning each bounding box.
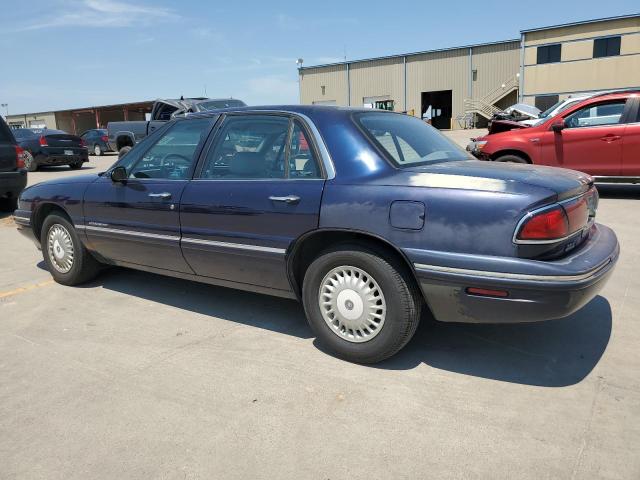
[17,0,179,31]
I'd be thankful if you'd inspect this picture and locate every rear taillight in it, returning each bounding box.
[518,206,568,241]
[80,139,87,147]
[15,146,25,169]
[39,136,48,147]
[101,135,109,142]
[516,195,591,242]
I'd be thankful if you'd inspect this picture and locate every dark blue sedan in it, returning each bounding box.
[14,106,619,363]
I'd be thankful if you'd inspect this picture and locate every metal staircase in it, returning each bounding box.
[458,74,520,128]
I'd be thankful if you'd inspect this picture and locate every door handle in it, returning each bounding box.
[269,195,300,205]
[601,134,621,142]
[148,192,172,199]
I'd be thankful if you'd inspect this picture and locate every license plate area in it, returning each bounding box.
[64,150,74,156]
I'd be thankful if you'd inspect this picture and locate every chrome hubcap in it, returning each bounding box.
[319,265,386,343]
[47,224,74,273]
[94,145,100,155]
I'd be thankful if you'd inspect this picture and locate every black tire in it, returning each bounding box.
[24,151,38,172]
[302,244,422,364]
[93,144,103,156]
[494,154,528,164]
[118,146,132,159]
[69,161,83,170]
[40,213,101,286]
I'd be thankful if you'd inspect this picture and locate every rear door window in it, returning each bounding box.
[200,115,290,179]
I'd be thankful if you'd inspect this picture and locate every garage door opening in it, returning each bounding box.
[421,90,452,130]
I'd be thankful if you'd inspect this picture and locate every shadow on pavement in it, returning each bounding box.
[84,268,313,340]
[37,165,96,173]
[376,295,612,387]
[596,184,640,199]
[72,266,611,387]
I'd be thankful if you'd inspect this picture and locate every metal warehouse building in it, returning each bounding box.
[4,101,153,134]
[299,14,640,129]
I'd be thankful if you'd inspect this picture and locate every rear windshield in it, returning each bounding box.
[355,112,469,167]
[196,99,246,111]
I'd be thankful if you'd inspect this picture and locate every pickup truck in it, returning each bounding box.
[107,97,246,155]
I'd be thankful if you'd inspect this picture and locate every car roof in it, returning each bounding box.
[185,104,394,121]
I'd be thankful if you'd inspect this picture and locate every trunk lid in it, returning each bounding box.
[44,133,83,148]
[396,160,593,201]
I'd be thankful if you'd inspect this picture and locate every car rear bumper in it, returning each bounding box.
[409,223,619,323]
[37,149,88,165]
[0,169,27,198]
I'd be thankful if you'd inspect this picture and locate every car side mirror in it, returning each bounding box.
[110,166,128,183]
[551,120,565,133]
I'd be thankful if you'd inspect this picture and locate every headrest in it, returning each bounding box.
[229,152,264,177]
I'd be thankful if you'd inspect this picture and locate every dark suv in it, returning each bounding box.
[0,117,27,211]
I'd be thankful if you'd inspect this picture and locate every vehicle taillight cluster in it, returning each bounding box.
[80,139,87,147]
[101,135,109,142]
[15,146,26,169]
[39,135,48,147]
[516,192,594,242]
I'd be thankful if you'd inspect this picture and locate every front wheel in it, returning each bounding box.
[41,213,101,285]
[302,245,422,364]
[494,154,528,164]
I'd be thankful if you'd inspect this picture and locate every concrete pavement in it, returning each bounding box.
[0,149,638,479]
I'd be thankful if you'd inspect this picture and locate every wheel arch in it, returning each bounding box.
[490,149,532,163]
[32,203,72,244]
[286,228,422,302]
[115,132,135,150]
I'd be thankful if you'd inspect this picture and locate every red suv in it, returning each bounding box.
[469,90,640,180]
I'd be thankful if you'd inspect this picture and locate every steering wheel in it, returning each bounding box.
[160,153,191,166]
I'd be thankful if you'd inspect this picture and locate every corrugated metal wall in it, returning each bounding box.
[299,64,348,105]
[471,43,521,100]
[299,41,521,129]
[522,17,640,100]
[348,57,404,109]
[406,48,468,127]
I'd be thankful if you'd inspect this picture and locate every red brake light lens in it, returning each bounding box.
[80,139,86,147]
[39,135,48,146]
[564,196,589,233]
[517,206,569,241]
[101,135,109,142]
[15,146,25,169]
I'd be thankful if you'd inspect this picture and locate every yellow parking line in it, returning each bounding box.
[0,280,55,300]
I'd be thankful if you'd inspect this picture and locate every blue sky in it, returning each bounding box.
[0,0,638,114]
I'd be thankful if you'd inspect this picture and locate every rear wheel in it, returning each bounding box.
[93,144,103,156]
[302,245,422,364]
[24,151,38,172]
[495,154,528,164]
[41,213,101,285]
[69,161,83,170]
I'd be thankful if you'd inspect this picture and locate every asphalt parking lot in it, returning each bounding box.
[1,143,639,479]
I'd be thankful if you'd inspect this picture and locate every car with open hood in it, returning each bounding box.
[468,89,640,182]
[14,105,619,363]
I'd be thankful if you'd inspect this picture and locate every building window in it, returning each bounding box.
[535,94,560,112]
[536,44,561,64]
[593,36,621,58]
